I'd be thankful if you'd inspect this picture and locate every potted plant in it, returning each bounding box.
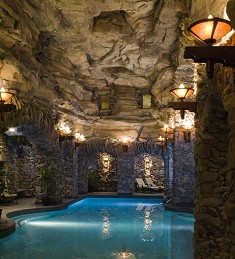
[87,170,98,192]
[0,168,5,219]
[38,167,57,206]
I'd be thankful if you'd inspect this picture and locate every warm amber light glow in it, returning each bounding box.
[182,120,193,130]
[157,136,165,143]
[100,96,110,110]
[162,124,174,134]
[117,252,132,258]
[188,17,232,45]
[122,137,130,144]
[170,84,194,100]
[164,124,169,130]
[59,125,71,135]
[0,87,13,102]
[74,132,86,142]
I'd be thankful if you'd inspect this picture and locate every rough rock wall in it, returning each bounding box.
[194,65,229,257]
[192,1,235,257]
[172,131,195,207]
[0,0,194,141]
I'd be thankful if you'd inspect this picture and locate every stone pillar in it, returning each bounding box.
[59,139,75,197]
[163,141,173,201]
[224,107,235,256]
[194,73,229,258]
[35,147,63,204]
[76,144,88,194]
[171,131,195,207]
[223,71,235,256]
[117,146,134,194]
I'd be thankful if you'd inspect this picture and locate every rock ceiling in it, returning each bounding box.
[0,0,229,142]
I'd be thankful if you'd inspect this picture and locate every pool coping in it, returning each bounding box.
[0,193,193,239]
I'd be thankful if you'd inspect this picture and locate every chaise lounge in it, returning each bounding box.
[145,177,164,191]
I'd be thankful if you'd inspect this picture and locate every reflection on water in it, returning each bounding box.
[101,210,111,239]
[0,198,194,259]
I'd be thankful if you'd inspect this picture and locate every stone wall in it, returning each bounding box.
[172,131,195,207]
[192,32,235,257]
[194,65,230,258]
[4,136,36,197]
[0,133,195,209]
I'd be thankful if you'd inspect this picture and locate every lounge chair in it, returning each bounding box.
[0,191,18,204]
[135,178,149,191]
[145,177,164,191]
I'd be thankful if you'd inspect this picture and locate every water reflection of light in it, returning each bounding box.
[28,221,99,228]
[141,211,155,242]
[27,220,193,232]
[115,252,136,258]
[101,216,111,239]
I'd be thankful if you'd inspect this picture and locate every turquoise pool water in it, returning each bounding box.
[0,198,194,259]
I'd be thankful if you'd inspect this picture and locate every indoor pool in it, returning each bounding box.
[0,198,194,259]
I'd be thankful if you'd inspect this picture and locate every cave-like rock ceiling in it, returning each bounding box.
[0,0,228,142]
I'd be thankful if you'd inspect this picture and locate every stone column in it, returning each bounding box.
[171,131,195,207]
[163,141,174,201]
[76,144,88,194]
[223,70,235,256]
[117,145,134,194]
[194,71,229,258]
[59,139,75,197]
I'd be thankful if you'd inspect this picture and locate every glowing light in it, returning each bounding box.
[208,15,213,19]
[9,127,16,132]
[157,136,165,142]
[59,124,72,135]
[74,132,86,142]
[170,84,194,100]
[0,87,13,102]
[117,251,133,258]
[122,137,130,144]
[164,124,169,130]
[182,120,193,131]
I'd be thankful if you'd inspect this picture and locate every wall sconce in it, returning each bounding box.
[0,87,16,121]
[156,136,165,147]
[59,125,73,142]
[184,15,234,78]
[162,124,174,135]
[121,138,130,153]
[176,121,194,143]
[161,124,175,144]
[182,121,194,143]
[168,84,198,119]
[74,132,86,149]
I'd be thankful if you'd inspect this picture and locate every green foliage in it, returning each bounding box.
[88,170,98,186]
[0,168,5,194]
[38,167,56,197]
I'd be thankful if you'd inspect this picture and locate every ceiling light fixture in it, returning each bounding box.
[168,84,198,119]
[185,15,234,78]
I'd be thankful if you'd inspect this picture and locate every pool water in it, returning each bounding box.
[0,198,194,259]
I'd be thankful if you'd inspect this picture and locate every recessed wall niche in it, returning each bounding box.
[96,152,117,192]
[134,154,164,189]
